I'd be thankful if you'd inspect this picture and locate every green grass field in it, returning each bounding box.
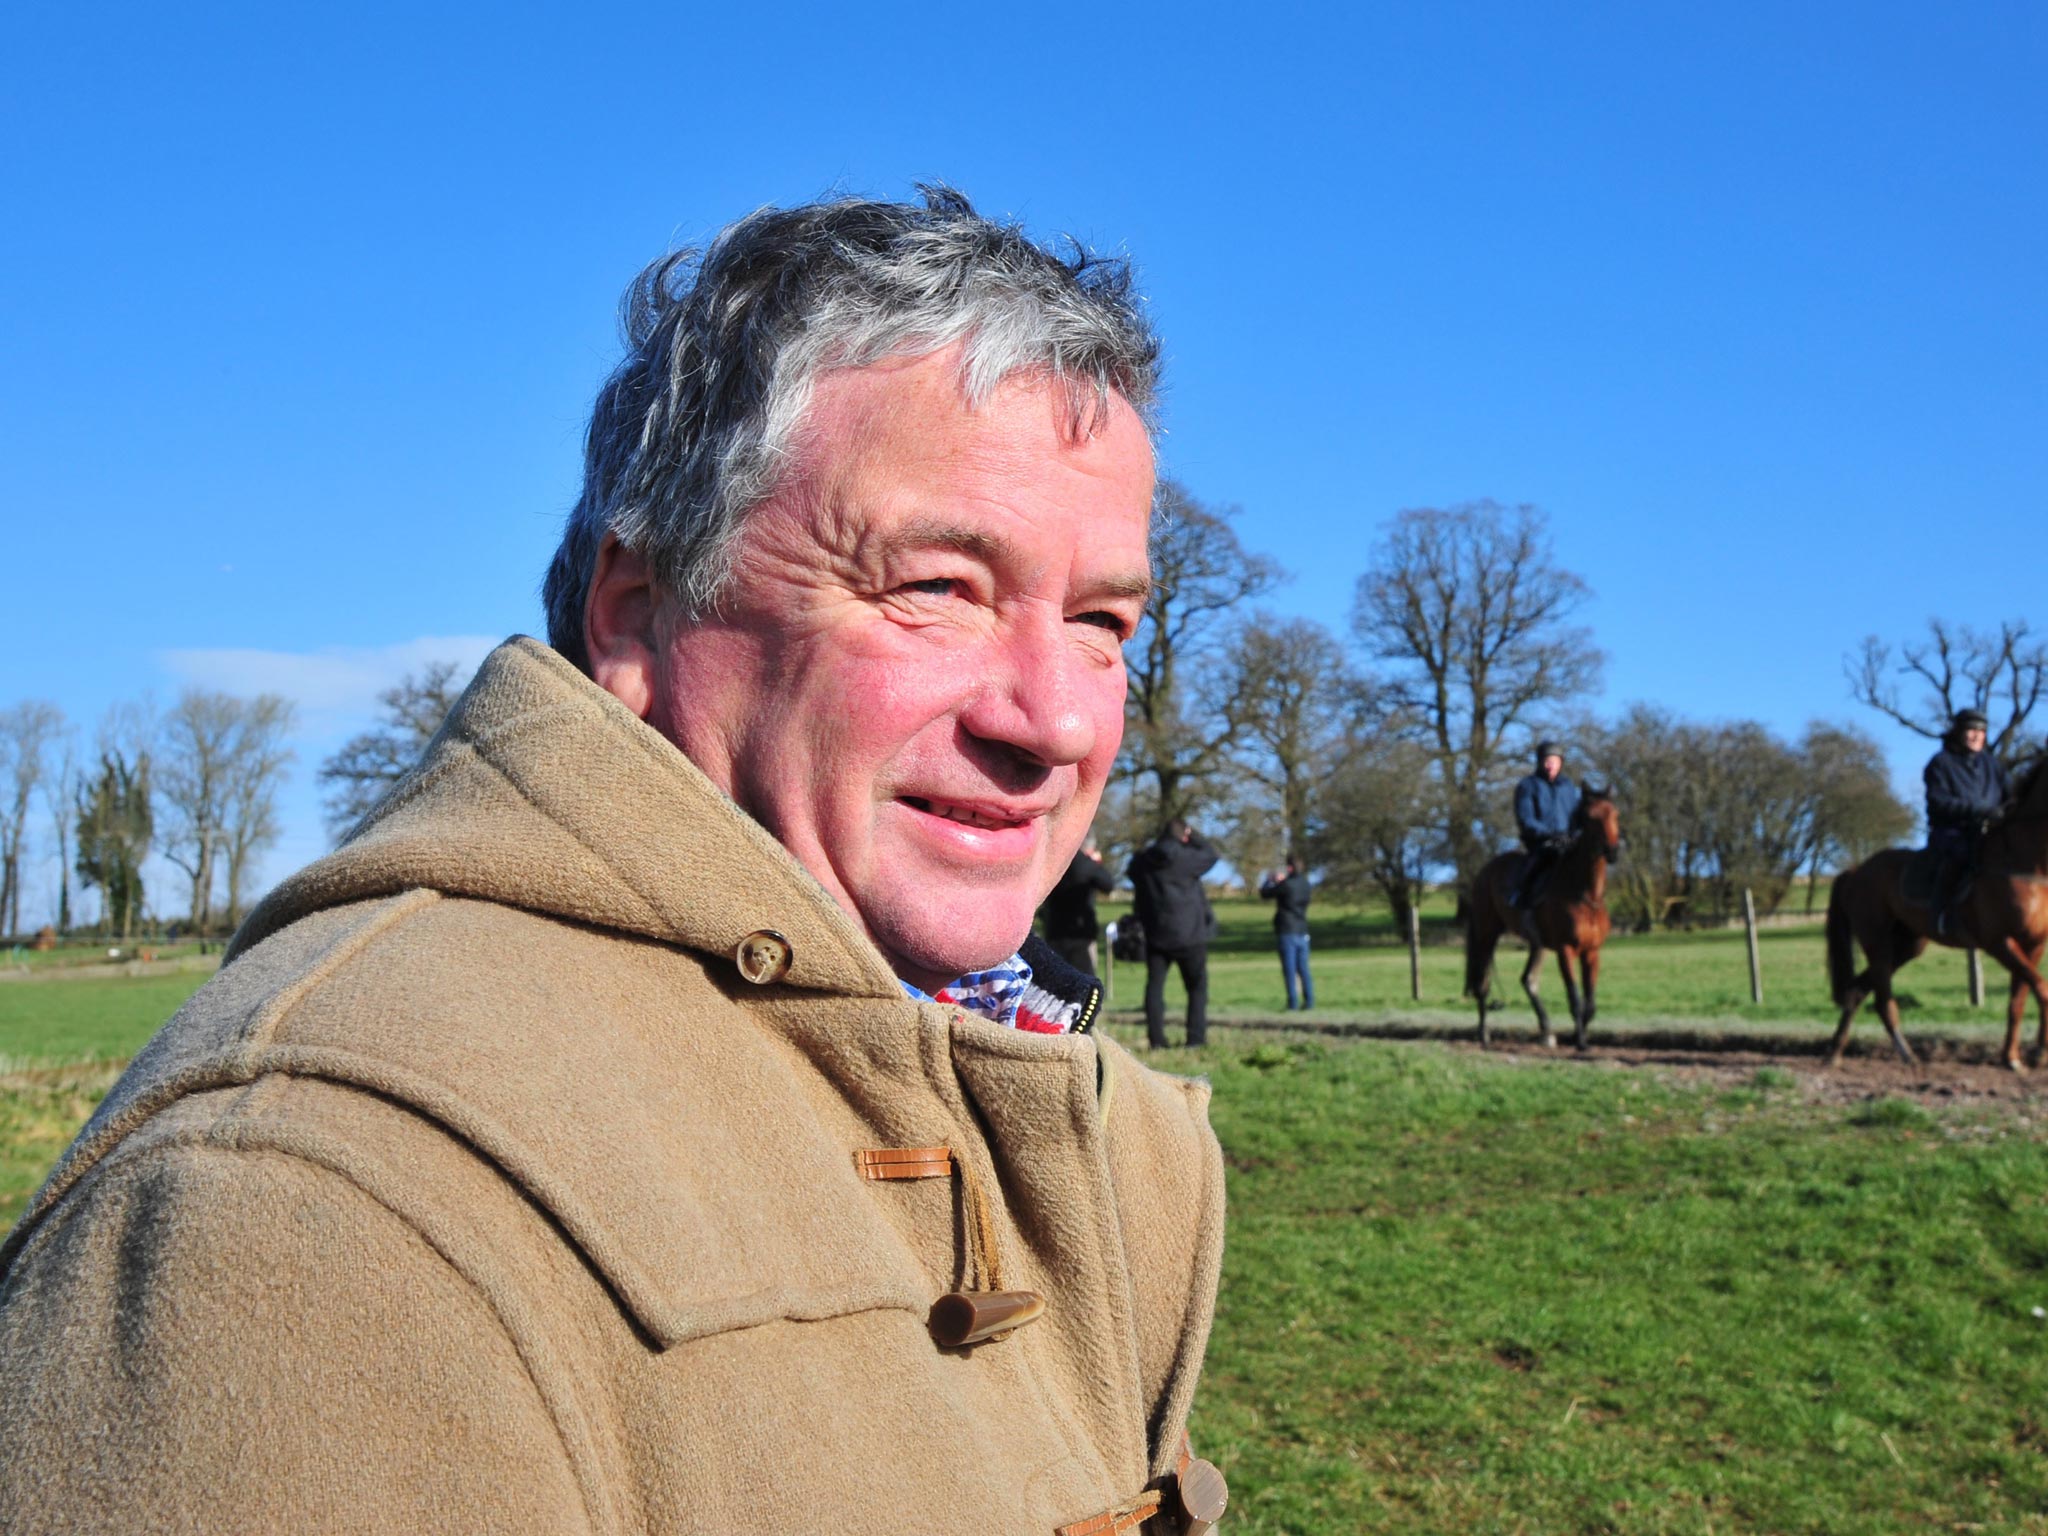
[4,924,2047,1532]
[1140,1023,2048,1534]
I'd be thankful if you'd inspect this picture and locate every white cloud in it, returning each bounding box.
[156,636,503,718]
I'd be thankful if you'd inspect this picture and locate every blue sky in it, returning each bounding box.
[4,2,2043,925]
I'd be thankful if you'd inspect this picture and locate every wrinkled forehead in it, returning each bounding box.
[795,345,1150,472]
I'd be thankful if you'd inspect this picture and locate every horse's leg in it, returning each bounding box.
[1555,946,1586,1051]
[1475,925,1499,1048]
[1873,968,1918,1068]
[1581,946,1601,1033]
[1469,892,1502,1048]
[2003,966,2029,1074]
[1825,934,1872,1068]
[1521,941,1553,1048]
[1996,935,2048,1071]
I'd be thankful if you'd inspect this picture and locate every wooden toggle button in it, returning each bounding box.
[1176,1457,1228,1534]
[928,1288,1044,1348]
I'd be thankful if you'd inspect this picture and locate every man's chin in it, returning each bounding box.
[883,924,1035,995]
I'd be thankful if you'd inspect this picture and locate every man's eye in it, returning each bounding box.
[901,578,962,598]
[1073,611,1131,637]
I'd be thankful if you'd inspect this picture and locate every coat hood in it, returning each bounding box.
[231,636,902,1000]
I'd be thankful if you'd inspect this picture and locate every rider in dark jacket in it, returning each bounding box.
[1925,708,2009,934]
[1511,740,1582,908]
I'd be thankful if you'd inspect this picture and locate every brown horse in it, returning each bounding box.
[1464,790,1621,1050]
[1826,753,2048,1070]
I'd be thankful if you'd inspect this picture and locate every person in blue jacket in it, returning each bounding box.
[1924,708,2010,937]
[1258,856,1314,1011]
[1511,740,1581,909]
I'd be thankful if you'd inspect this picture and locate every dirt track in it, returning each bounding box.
[1199,1011,2048,1115]
[1475,1035,2048,1112]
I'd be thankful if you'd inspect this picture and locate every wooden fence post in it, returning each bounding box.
[1408,904,1422,1002]
[1743,888,1763,1006]
[1969,947,1984,1009]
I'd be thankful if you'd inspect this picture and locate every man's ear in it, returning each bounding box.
[584,535,661,719]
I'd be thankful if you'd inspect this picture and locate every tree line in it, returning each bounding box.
[7,496,2041,942]
[0,693,295,942]
[1104,489,2044,931]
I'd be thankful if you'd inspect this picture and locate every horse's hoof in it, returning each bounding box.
[1540,1033,1557,1050]
[2006,1057,2029,1075]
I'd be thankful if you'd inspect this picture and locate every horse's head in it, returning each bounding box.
[1575,785,1623,862]
[2009,751,2048,822]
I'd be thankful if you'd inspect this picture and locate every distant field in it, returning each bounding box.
[0,970,213,1070]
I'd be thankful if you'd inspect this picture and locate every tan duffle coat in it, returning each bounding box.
[0,638,1226,1535]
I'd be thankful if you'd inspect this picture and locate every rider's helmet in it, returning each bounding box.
[1953,708,1989,733]
[1535,739,1565,765]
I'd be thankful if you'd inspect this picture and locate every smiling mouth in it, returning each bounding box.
[900,796,1031,832]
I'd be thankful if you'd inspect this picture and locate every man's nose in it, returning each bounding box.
[959,615,1102,769]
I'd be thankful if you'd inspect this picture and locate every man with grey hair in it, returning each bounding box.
[0,189,1228,1536]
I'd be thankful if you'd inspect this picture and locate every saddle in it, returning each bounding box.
[1510,849,1558,909]
[1903,844,1980,915]
[1901,847,1945,907]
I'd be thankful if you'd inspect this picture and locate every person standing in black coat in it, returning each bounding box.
[1258,857,1314,1010]
[1127,819,1219,1048]
[1924,707,2010,936]
[1037,840,1116,976]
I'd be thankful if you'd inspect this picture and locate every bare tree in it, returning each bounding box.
[160,691,297,932]
[1310,724,1445,929]
[1585,708,1915,926]
[1690,721,1810,915]
[158,692,238,932]
[318,661,467,840]
[1216,613,1355,860]
[1797,721,1914,911]
[221,695,296,928]
[1352,501,1603,892]
[1,701,66,938]
[1119,483,1282,830]
[1579,704,1703,930]
[41,738,79,933]
[1848,618,2046,765]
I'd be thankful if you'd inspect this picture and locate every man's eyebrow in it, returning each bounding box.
[879,517,1152,604]
[1084,572,1155,605]
[877,519,1015,565]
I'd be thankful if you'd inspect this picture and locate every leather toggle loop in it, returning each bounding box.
[858,1143,1035,1348]
[1053,1488,1163,1536]
[854,1146,953,1180]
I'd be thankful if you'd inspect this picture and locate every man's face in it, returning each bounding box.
[1541,754,1563,781]
[648,349,1154,992]
[1965,725,1988,754]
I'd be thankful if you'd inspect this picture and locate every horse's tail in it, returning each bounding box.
[1826,872,1858,1006]
[1462,879,1493,999]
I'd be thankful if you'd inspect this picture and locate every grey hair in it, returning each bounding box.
[541,185,1161,672]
